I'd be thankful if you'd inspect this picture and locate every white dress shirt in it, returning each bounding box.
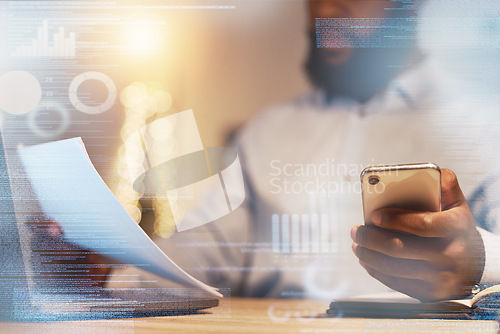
[107,58,500,298]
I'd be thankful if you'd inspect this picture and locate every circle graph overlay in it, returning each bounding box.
[28,101,70,138]
[0,71,42,115]
[68,71,117,114]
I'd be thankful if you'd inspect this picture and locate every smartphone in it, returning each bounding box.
[360,163,441,225]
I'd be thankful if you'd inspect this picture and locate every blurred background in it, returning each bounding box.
[0,0,310,236]
[0,0,310,148]
[3,0,500,238]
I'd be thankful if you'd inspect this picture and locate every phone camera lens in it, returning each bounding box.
[368,176,380,185]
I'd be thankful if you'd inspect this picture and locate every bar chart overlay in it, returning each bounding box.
[11,20,76,58]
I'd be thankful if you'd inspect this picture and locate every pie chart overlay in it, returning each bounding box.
[125,110,245,231]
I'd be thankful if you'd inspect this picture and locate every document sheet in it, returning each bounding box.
[18,137,222,298]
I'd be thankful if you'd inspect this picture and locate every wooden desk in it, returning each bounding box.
[1,298,499,334]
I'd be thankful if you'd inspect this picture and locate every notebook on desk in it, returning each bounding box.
[1,136,222,322]
[327,286,500,320]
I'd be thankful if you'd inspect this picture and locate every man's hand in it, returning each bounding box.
[27,216,111,288]
[351,169,485,301]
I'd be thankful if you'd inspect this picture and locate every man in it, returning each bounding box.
[35,0,498,301]
[304,0,487,301]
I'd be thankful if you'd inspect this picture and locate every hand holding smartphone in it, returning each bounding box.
[354,165,485,301]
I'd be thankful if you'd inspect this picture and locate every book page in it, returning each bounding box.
[340,290,421,304]
[471,284,500,307]
[18,137,222,299]
[332,290,473,313]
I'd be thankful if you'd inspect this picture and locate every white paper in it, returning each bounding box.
[18,137,222,298]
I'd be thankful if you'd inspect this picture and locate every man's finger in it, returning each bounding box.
[34,220,63,238]
[46,220,63,238]
[370,206,470,237]
[351,225,444,260]
[25,216,63,238]
[353,244,435,281]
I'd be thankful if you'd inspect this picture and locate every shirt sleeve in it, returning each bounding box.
[468,175,500,284]
[477,227,500,284]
